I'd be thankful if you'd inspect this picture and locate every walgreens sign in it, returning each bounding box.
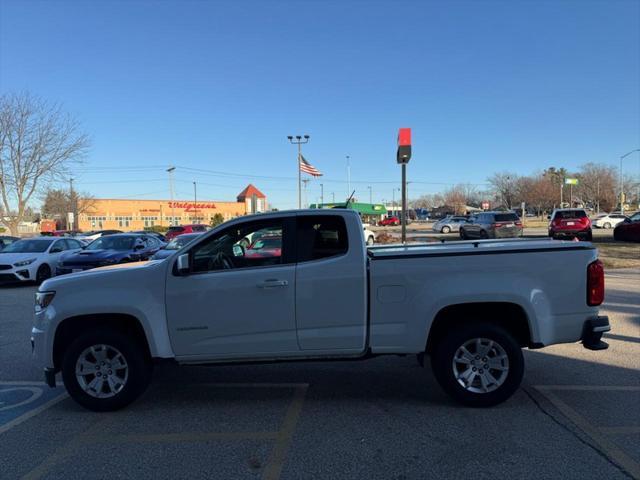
[168,202,216,212]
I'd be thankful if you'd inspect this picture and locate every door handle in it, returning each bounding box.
[257,279,289,288]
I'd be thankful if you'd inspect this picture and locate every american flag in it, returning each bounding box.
[299,154,322,177]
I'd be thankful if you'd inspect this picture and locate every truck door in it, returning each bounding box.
[294,214,368,352]
[165,217,299,358]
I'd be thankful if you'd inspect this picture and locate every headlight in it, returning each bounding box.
[35,291,56,311]
[14,258,37,267]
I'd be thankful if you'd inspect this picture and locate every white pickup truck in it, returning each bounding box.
[32,209,610,411]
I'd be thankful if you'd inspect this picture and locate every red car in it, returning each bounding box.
[613,212,640,242]
[548,209,592,241]
[165,224,208,241]
[379,216,400,226]
[245,236,282,259]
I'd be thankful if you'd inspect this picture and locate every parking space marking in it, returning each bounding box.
[20,382,309,480]
[0,382,67,436]
[534,385,640,479]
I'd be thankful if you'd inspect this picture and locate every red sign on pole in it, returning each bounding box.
[397,128,412,164]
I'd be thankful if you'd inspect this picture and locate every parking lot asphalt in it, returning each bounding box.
[0,269,638,480]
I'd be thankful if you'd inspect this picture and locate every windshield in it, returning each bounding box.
[555,210,587,219]
[1,239,52,253]
[85,236,136,251]
[166,235,198,250]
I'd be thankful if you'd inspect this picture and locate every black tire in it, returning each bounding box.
[585,231,593,242]
[479,230,488,239]
[459,228,467,240]
[603,222,611,229]
[36,264,51,284]
[441,226,451,234]
[62,328,152,412]
[430,322,524,407]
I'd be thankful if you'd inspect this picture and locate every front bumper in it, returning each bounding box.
[581,316,610,350]
[0,269,31,283]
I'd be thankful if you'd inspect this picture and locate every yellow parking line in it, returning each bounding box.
[263,384,308,480]
[533,386,640,479]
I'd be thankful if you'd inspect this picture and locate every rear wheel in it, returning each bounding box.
[366,236,375,246]
[459,228,467,240]
[479,230,488,239]
[62,329,152,411]
[441,226,451,234]
[430,322,524,407]
[36,264,51,284]
[603,222,611,229]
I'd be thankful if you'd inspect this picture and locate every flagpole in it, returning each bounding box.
[287,135,310,209]
[298,144,302,209]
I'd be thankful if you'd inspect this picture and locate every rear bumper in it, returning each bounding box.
[550,229,591,239]
[581,316,610,350]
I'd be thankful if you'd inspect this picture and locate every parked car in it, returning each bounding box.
[0,235,19,251]
[548,209,592,241]
[165,224,208,241]
[432,216,467,234]
[379,216,400,226]
[613,212,640,242]
[363,226,375,246]
[33,209,609,412]
[591,213,627,229]
[81,230,123,242]
[151,233,203,260]
[40,230,84,237]
[460,212,523,239]
[56,234,164,275]
[0,237,84,284]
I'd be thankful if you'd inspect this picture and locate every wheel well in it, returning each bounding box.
[425,302,532,353]
[52,314,151,370]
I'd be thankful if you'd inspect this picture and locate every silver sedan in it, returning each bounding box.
[431,216,468,233]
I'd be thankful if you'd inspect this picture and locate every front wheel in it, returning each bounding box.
[603,222,611,229]
[430,322,524,407]
[62,329,152,411]
[366,236,375,246]
[36,264,51,284]
[459,228,467,240]
[441,226,451,234]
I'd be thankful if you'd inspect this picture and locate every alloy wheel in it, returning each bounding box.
[452,337,509,394]
[75,344,129,398]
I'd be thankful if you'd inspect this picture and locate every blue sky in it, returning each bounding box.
[1,0,639,209]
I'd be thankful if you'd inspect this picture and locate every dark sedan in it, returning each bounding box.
[613,212,640,242]
[151,232,203,260]
[57,234,164,275]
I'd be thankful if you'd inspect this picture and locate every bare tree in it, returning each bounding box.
[487,172,519,209]
[0,93,89,235]
[576,163,617,212]
[41,188,96,229]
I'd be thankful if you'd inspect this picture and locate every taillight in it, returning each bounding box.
[587,259,604,306]
[515,221,522,227]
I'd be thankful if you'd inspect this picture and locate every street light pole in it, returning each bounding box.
[368,185,372,204]
[287,135,310,209]
[320,183,324,205]
[620,149,640,215]
[346,155,351,199]
[167,166,176,225]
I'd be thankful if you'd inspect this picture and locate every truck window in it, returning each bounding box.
[190,220,286,272]
[297,215,348,262]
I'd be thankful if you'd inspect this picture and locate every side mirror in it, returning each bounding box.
[232,244,245,257]
[176,253,190,275]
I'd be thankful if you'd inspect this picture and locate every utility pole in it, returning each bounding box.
[331,192,335,203]
[346,155,351,199]
[320,183,324,205]
[596,177,600,214]
[368,185,372,204]
[620,149,640,214]
[193,181,198,223]
[69,177,76,231]
[167,166,176,225]
[287,135,310,209]
[392,188,395,214]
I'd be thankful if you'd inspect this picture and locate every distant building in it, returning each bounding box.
[75,185,267,231]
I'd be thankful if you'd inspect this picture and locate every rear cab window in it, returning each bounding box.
[297,215,349,262]
[494,213,519,222]
[554,210,587,220]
